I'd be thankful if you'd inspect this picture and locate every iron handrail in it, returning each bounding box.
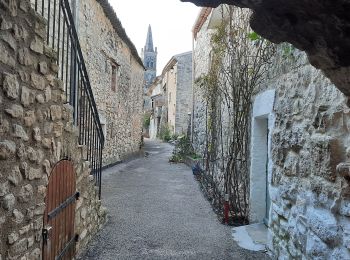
[33,0,104,198]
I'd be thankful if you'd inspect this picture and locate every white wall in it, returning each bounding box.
[249,89,275,223]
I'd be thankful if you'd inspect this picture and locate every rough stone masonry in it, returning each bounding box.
[0,1,106,259]
[78,0,144,167]
[192,6,350,259]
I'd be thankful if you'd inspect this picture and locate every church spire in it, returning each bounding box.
[145,25,154,52]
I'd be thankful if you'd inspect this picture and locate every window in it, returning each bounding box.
[111,64,118,92]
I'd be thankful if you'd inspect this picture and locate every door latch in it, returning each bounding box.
[42,226,53,244]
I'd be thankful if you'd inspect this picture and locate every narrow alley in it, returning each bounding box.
[79,140,269,260]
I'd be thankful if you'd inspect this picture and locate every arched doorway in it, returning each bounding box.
[42,160,79,260]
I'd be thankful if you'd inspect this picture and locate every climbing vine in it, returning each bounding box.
[196,6,276,224]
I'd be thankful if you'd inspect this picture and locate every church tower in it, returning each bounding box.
[141,25,157,91]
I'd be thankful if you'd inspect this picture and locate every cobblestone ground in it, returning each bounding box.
[78,139,270,260]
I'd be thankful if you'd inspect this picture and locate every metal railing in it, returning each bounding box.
[33,0,104,198]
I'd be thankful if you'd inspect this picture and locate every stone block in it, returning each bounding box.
[17,143,26,160]
[283,151,299,176]
[8,232,19,245]
[331,247,350,259]
[31,72,45,90]
[29,248,41,260]
[19,70,30,83]
[21,86,35,107]
[13,124,29,141]
[33,127,41,142]
[34,203,45,216]
[0,116,10,134]
[34,15,46,39]
[18,48,34,66]
[8,165,22,186]
[27,147,37,162]
[2,193,15,210]
[37,185,46,196]
[307,208,341,246]
[24,110,36,127]
[5,104,23,118]
[43,45,57,60]
[27,236,34,248]
[50,105,62,121]
[19,1,29,12]
[44,86,51,101]
[33,217,43,230]
[81,207,87,219]
[53,122,63,137]
[26,207,34,219]
[42,138,51,149]
[30,36,43,54]
[0,140,16,159]
[36,93,45,103]
[0,181,9,196]
[19,224,32,235]
[12,209,24,224]
[3,73,19,99]
[36,108,44,122]
[306,232,328,259]
[38,61,48,75]
[0,14,12,30]
[2,31,17,50]
[18,184,33,202]
[28,167,41,180]
[10,238,28,255]
[13,23,28,41]
[0,42,15,67]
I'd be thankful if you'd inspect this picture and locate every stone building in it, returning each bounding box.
[0,1,107,259]
[142,25,157,112]
[0,0,143,258]
[147,76,165,139]
[162,52,193,135]
[78,0,144,166]
[192,5,350,259]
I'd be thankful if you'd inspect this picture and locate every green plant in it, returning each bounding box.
[143,113,150,128]
[159,125,171,142]
[171,133,179,141]
[169,135,196,163]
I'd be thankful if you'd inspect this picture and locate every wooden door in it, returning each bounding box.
[42,160,79,260]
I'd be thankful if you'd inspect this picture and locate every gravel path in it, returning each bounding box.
[78,139,270,260]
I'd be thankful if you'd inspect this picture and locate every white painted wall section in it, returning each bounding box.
[249,89,275,223]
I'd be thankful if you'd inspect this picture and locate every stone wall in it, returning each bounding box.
[78,0,144,166]
[193,6,350,259]
[192,15,214,155]
[0,1,105,259]
[174,52,192,135]
[267,47,350,259]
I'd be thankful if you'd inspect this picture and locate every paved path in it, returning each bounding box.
[79,139,270,260]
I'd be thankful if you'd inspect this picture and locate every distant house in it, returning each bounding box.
[162,52,193,136]
[147,77,165,139]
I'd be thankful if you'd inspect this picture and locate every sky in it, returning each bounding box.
[109,0,200,75]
